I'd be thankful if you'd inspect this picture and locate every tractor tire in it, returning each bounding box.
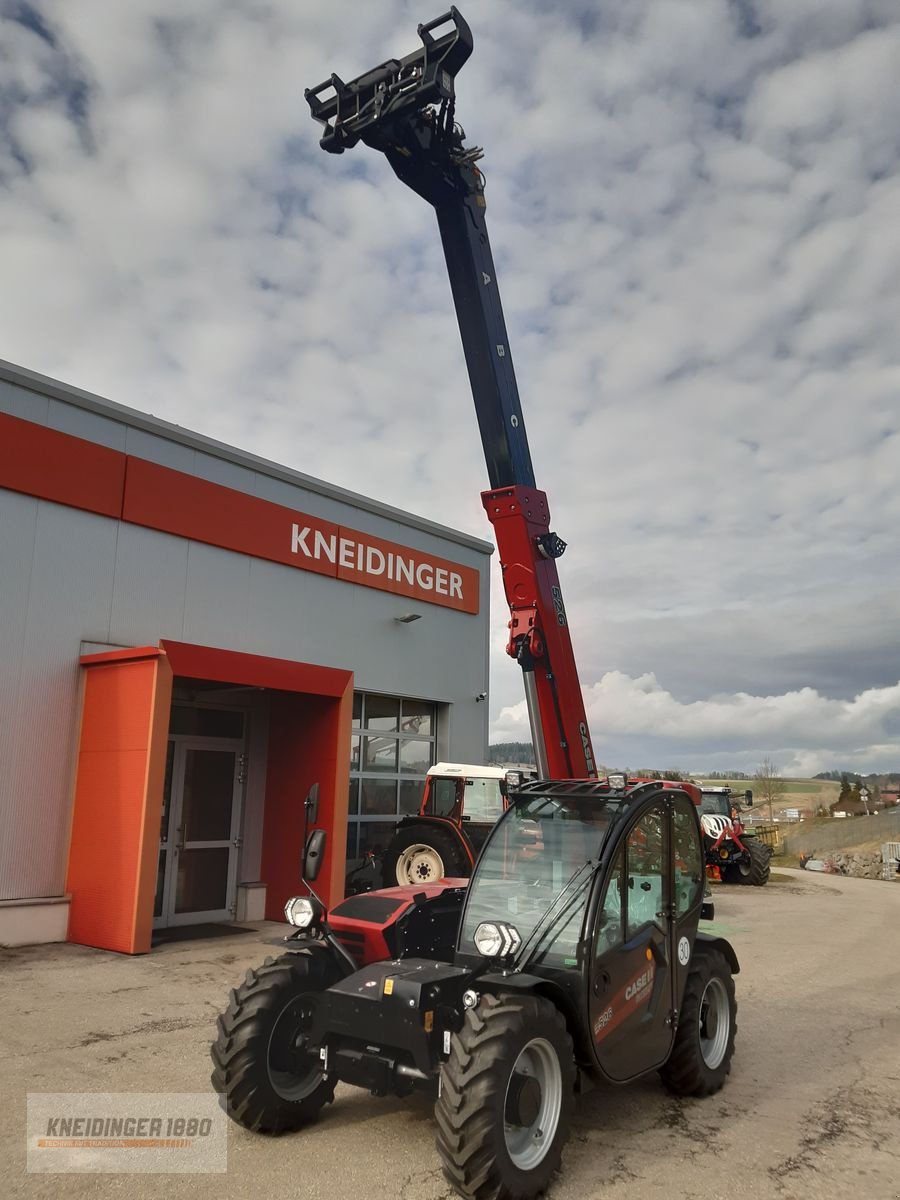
[382,823,470,887]
[210,947,342,1134]
[659,948,737,1098]
[724,837,771,886]
[435,991,576,1200]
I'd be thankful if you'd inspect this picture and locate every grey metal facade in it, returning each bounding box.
[0,360,493,903]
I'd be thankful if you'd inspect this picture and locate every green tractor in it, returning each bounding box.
[212,777,738,1200]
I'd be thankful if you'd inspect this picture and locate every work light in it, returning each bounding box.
[284,896,325,928]
[473,921,521,957]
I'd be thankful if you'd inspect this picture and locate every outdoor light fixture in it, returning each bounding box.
[394,613,423,624]
[607,773,627,790]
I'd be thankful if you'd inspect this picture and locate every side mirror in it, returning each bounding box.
[305,783,320,825]
[303,829,327,882]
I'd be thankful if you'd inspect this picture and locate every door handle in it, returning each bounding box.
[592,970,611,996]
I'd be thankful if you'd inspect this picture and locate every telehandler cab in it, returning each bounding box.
[212,12,740,1198]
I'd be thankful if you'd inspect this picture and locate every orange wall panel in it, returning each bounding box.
[66,653,172,954]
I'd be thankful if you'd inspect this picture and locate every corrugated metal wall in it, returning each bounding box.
[0,369,492,901]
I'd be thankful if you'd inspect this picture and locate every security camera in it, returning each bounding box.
[475,692,487,702]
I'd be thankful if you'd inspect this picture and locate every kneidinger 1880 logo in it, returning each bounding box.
[27,1093,226,1174]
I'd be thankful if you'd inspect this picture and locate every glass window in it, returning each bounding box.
[399,738,433,774]
[460,795,611,958]
[360,778,398,815]
[673,800,703,916]
[595,847,625,958]
[401,700,434,737]
[346,692,439,887]
[625,808,665,938]
[358,821,400,858]
[362,736,398,773]
[348,778,360,816]
[399,779,423,815]
[463,777,505,822]
[428,777,458,817]
[365,695,399,731]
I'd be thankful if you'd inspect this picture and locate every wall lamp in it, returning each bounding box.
[394,613,423,624]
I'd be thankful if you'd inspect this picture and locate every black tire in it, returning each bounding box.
[724,837,770,886]
[659,948,737,1097]
[382,822,470,887]
[435,992,576,1200]
[210,947,342,1134]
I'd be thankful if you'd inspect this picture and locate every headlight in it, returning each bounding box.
[284,896,324,928]
[474,921,521,957]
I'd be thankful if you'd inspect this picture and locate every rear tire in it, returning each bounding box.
[660,949,736,1097]
[435,992,575,1200]
[382,823,470,887]
[725,837,770,886]
[210,947,342,1134]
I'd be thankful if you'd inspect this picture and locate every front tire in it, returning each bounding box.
[725,837,770,886]
[382,823,470,887]
[660,948,737,1097]
[210,947,342,1134]
[435,992,575,1200]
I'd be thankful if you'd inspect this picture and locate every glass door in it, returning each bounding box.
[155,738,244,927]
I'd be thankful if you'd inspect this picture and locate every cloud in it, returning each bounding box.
[2,1,900,773]
[494,672,900,776]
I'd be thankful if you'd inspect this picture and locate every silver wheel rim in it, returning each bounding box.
[396,844,444,885]
[698,976,730,1070]
[503,1037,563,1170]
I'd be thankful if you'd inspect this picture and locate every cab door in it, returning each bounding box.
[589,800,676,1081]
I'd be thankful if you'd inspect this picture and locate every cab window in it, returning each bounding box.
[595,846,624,957]
[672,798,703,916]
[624,807,665,939]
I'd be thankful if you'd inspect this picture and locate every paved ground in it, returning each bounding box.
[2,869,899,1200]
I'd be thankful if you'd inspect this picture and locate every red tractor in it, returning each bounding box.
[381,763,534,886]
[699,786,771,886]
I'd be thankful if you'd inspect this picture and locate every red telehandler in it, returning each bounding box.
[212,13,739,1199]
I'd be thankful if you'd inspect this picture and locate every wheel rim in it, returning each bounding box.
[396,844,445,885]
[698,976,730,1070]
[738,857,752,876]
[503,1037,563,1171]
[267,993,325,1101]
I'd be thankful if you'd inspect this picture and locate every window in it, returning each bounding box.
[346,693,439,865]
[595,847,625,958]
[673,799,703,916]
[625,807,665,939]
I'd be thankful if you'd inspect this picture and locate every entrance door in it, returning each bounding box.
[155,738,244,927]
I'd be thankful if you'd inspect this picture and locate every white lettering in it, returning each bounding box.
[291,524,312,556]
[357,543,364,571]
[387,552,394,580]
[449,572,463,599]
[434,567,448,595]
[314,530,336,563]
[339,538,354,569]
[416,563,434,590]
[395,556,414,586]
[366,547,386,576]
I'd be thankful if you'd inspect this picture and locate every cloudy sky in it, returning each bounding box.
[2,0,899,777]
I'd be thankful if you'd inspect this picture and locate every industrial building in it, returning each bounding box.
[0,360,492,953]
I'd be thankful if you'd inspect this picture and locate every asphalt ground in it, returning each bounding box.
[1,869,899,1200]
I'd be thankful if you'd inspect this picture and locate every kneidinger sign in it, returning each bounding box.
[123,459,480,615]
[27,1092,226,1173]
